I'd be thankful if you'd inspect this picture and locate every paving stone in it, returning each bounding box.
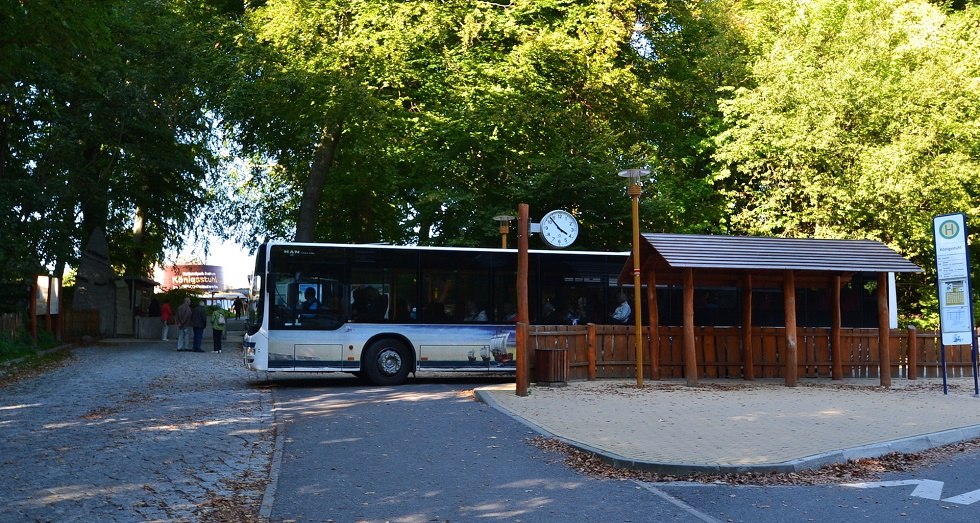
[0,339,274,522]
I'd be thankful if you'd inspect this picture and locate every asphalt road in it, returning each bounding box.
[266,374,980,523]
[265,375,704,522]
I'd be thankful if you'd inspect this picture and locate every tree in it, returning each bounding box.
[1,1,220,282]
[713,0,980,322]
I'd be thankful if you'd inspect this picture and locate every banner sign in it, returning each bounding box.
[933,213,974,345]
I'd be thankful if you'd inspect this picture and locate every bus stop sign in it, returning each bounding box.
[933,213,974,346]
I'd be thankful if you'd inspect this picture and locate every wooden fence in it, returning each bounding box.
[1,313,24,339]
[61,309,101,342]
[0,309,101,343]
[526,324,968,382]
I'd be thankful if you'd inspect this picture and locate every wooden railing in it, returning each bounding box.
[526,324,967,381]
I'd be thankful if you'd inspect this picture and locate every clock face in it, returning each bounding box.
[540,210,579,248]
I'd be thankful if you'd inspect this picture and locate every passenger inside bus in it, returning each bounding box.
[422,301,448,322]
[301,287,320,314]
[463,301,487,322]
[539,298,558,324]
[610,292,631,324]
[352,286,387,322]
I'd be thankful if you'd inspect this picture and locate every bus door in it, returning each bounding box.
[292,279,347,369]
[268,277,347,370]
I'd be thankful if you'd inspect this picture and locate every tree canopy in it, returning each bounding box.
[2,0,218,279]
[713,0,980,321]
[4,0,979,324]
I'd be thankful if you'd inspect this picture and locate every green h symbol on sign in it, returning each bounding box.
[940,220,959,239]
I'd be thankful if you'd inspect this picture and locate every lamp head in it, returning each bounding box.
[617,168,651,181]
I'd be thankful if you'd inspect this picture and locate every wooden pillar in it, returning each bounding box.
[907,325,918,380]
[783,270,798,387]
[646,270,660,380]
[516,322,529,394]
[587,322,597,381]
[683,268,698,385]
[878,272,891,387]
[831,274,843,380]
[741,273,754,380]
[516,204,530,397]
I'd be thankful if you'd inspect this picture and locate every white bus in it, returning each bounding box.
[243,242,629,385]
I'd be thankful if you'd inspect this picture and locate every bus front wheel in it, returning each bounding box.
[363,339,411,386]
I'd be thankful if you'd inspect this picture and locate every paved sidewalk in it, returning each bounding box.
[477,377,980,474]
[0,339,274,522]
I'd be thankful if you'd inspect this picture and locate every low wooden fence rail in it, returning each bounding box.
[526,324,963,382]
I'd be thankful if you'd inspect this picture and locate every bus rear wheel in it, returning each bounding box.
[363,339,411,386]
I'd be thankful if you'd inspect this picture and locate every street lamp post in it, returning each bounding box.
[619,168,650,387]
[494,214,516,249]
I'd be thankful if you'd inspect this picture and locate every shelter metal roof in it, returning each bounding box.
[620,233,921,285]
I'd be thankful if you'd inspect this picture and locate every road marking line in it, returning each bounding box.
[844,480,943,500]
[633,480,725,523]
[942,488,980,505]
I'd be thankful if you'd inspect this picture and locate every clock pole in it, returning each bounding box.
[516,204,530,397]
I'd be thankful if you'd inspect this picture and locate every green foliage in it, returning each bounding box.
[0,326,58,363]
[1,1,219,283]
[7,0,977,325]
[714,0,980,320]
[214,0,742,251]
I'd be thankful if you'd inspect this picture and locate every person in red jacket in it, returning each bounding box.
[160,301,172,341]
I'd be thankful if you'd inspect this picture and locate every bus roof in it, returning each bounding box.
[262,241,629,257]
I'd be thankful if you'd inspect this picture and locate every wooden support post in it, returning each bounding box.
[783,270,798,387]
[907,325,918,380]
[587,322,597,380]
[683,268,698,385]
[831,274,843,380]
[741,273,754,380]
[878,272,891,388]
[516,322,529,395]
[516,204,530,397]
[646,270,660,380]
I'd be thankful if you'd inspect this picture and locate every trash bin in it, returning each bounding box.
[535,347,568,387]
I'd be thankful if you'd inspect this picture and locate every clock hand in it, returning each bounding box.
[550,217,568,235]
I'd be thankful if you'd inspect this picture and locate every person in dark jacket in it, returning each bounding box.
[175,297,193,351]
[190,301,208,352]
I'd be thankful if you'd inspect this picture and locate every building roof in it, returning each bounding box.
[620,233,921,286]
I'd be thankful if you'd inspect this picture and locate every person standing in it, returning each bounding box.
[210,308,226,353]
[160,300,173,341]
[232,297,244,320]
[175,297,193,351]
[191,300,207,352]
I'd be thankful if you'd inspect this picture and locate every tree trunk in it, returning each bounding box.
[295,123,343,242]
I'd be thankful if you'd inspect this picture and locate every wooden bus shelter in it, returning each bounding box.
[620,233,922,387]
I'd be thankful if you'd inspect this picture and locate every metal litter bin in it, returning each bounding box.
[535,347,568,387]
